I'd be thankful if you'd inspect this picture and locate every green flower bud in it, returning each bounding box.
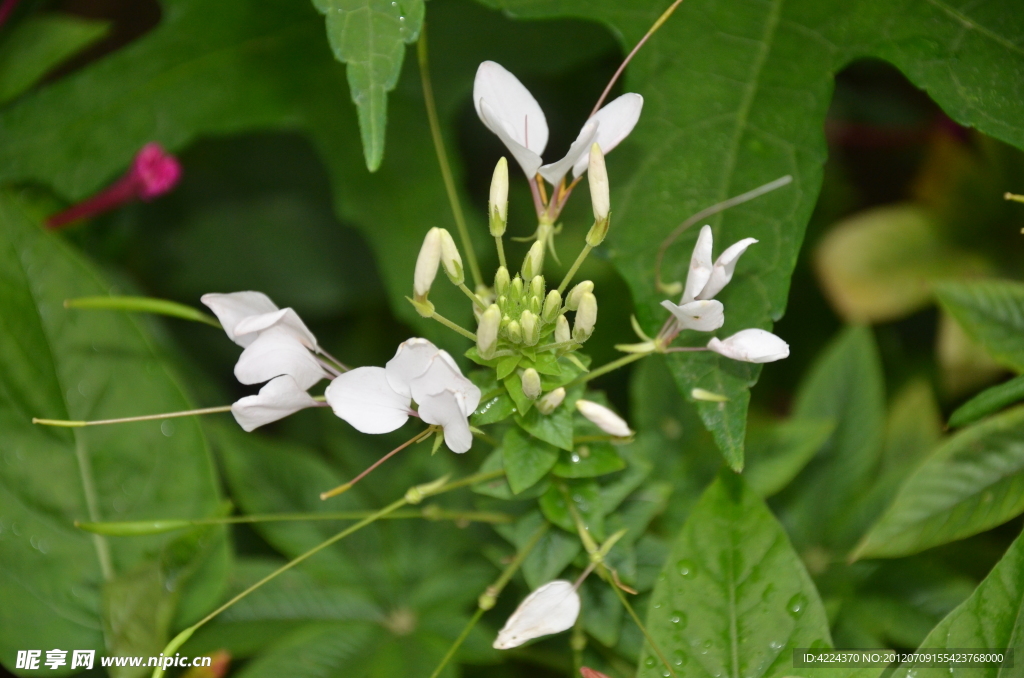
[494,266,511,296]
[555,315,571,344]
[529,296,541,314]
[489,157,509,237]
[573,292,597,342]
[477,304,501,359]
[522,240,545,280]
[511,275,524,299]
[530,275,545,301]
[542,290,562,322]
[565,280,594,311]
[507,319,523,344]
[536,387,566,415]
[520,310,540,346]
[521,368,542,400]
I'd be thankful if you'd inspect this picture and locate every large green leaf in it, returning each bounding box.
[0,192,225,673]
[310,0,424,171]
[853,405,1024,560]
[890,527,1024,678]
[638,472,835,678]
[478,0,1024,468]
[937,280,1024,372]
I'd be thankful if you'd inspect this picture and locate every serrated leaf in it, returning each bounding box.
[743,418,834,498]
[949,374,1024,429]
[853,406,1024,560]
[638,472,836,678]
[937,280,1024,372]
[502,426,558,494]
[310,0,424,171]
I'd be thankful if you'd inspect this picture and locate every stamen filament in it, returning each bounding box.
[417,27,483,289]
[64,296,221,328]
[528,177,546,218]
[316,347,350,372]
[33,405,234,428]
[320,427,435,500]
[430,311,478,341]
[558,244,593,294]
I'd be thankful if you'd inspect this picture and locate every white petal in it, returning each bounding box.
[660,299,725,332]
[385,338,442,398]
[474,61,548,155]
[231,375,318,432]
[575,399,632,437]
[682,225,714,304]
[480,100,544,178]
[707,329,790,363]
[537,119,599,186]
[233,307,318,349]
[571,93,644,177]
[696,237,758,300]
[234,326,327,390]
[201,291,279,347]
[417,390,474,453]
[410,355,481,416]
[325,366,412,434]
[493,580,581,649]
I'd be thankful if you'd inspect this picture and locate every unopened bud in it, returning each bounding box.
[489,157,509,237]
[520,311,540,346]
[588,143,610,222]
[529,296,541,314]
[437,228,464,285]
[530,274,545,300]
[414,228,443,300]
[507,320,523,344]
[555,315,571,344]
[575,400,631,437]
[542,290,562,322]
[573,292,597,342]
[477,305,501,359]
[537,387,566,414]
[495,266,510,296]
[522,240,545,280]
[511,275,524,298]
[565,280,594,311]
[521,368,542,400]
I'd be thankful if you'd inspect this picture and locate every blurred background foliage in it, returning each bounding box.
[2,0,1024,677]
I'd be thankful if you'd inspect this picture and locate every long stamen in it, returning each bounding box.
[33,405,234,428]
[319,427,435,500]
[316,346,350,372]
[1005,192,1024,204]
[64,296,221,328]
[528,177,546,217]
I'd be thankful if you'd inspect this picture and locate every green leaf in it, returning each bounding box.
[496,354,521,380]
[310,0,424,171]
[853,405,1024,560]
[0,192,225,667]
[638,472,835,678]
[890,527,1024,678]
[502,426,558,494]
[515,385,581,451]
[937,280,1024,372]
[471,390,515,426]
[552,441,626,478]
[0,13,108,105]
[471,447,548,500]
[743,418,834,498]
[776,326,885,552]
[950,374,1024,428]
[495,511,581,589]
[538,479,605,540]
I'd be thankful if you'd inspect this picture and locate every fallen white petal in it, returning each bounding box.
[474,61,548,156]
[707,329,790,363]
[233,307,318,349]
[493,580,581,649]
[571,93,644,177]
[681,225,714,304]
[480,100,544,178]
[696,237,758,300]
[201,291,279,347]
[660,299,725,332]
[575,399,632,437]
[325,366,412,434]
[417,390,474,453]
[537,119,599,186]
[234,326,328,390]
[231,375,318,432]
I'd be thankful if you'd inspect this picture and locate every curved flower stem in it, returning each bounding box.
[417,26,483,289]
[607,580,678,678]
[430,310,478,341]
[564,351,649,390]
[320,427,436,499]
[557,243,593,294]
[33,406,234,428]
[428,522,549,678]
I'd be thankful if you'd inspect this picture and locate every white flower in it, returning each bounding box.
[575,399,632,438]
[660,225,758,332]
[473,61,643,186]
[493,580,581,649]
[231,375,319,432]
[325,338,481,453]
[707,329,790,363]
[202,291,318,349]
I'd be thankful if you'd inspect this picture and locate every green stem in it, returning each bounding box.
[495,236,506,269]
[607,576,678,678]
[557,244,593,294]
[74,435,113,582]
[431,311,477,341]
[417,27,483,289]
[565,351,648,389]
[458,282,487,309]
[64,296,222,328]
[34,405,234,428]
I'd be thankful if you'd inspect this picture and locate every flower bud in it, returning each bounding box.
[576,399,632,437]
[537,387,566,415]
[506,319,523,344]
[530,274,545,301]
[511,275,524,299]
[542,290,562,322]
[529,296,541,314]
[489,157,509,237]
[414,228,442,300]
[565,280,594,311]
[707,329,790,363]
[495,266,511,296]
[555,315,571,344]
[586,143,610,247]
[520,311,540,346]
[493,580,581,649]
[521,368,542,400]
[573,292,597,342]
[437,228,464,285]
[522,240,545,281]
[477,304,501,359]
